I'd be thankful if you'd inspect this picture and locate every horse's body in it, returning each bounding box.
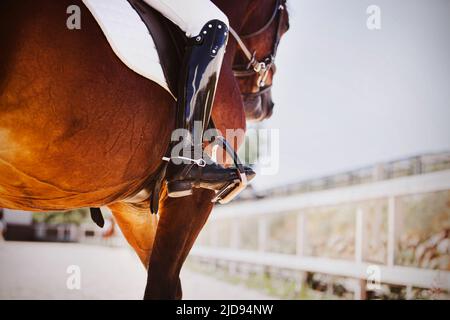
[0,0,288,299]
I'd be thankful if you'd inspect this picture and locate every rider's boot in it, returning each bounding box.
[165,20,255,198]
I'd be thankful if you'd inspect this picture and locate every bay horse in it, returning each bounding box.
[0,0,289,299]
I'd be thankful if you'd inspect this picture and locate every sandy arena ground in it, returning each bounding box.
[0,241,273,300]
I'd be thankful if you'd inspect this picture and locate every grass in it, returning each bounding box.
[185,258,344,300]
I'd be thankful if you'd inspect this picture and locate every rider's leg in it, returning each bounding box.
[142,0,254,198]
[166,19,239,197]
[142,0,229,37]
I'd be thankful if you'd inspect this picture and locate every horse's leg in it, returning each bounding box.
[143,188,214,299]
[108,202,158,267]
[142,59,246,300]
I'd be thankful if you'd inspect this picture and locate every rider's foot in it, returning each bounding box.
[165,19,255,201]
[165,154,256,198]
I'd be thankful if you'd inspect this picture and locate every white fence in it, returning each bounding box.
[190,169,450,299]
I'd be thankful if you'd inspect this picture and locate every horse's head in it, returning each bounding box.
[230,0,290,122]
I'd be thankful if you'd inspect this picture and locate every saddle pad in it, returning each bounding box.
[82,0,174,97]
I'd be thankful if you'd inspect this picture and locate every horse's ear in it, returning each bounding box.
[90,207,105,228]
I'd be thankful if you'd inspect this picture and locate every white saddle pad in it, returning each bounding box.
[82,0,174,97]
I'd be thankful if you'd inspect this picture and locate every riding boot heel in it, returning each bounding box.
[167,180,194,198]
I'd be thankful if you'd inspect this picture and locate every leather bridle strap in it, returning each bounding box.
[230,26,273,81]
[229,27,254,63]
[230,0,285,90]
[240,0,285,39]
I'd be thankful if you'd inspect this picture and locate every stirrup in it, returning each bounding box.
[210,136,248,204]
[211,171,247,204]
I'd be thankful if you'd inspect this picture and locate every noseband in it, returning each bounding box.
[230,0,286,98]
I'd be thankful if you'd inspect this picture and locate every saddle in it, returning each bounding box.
[127,0,185,95]
[87,0,248,226]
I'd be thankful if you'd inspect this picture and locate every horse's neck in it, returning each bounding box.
[214,0,250,29]
[213,0,251,62]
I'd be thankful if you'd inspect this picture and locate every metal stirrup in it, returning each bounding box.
[210,136,248,204]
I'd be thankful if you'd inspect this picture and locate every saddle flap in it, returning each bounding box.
[127,0,185,96]
[83,0,185,98]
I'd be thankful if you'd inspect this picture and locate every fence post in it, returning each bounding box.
[56,225,64,241]
[296,211,307,256]
[230,219,240,249]
[355,207,367,299]
[354,279,368,300]
[211,224,219,247]
[355,207,364,263]
[258,216,268,252]
[387,197,396,267]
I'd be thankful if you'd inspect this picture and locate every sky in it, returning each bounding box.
[252,0,450,190]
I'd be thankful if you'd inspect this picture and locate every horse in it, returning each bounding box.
[0,0,289,299]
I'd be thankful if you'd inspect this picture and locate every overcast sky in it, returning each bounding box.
[252,0,450,190]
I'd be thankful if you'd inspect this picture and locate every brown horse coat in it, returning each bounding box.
[0,0,288,298]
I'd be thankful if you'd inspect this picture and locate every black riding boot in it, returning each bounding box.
[166,20,255,198]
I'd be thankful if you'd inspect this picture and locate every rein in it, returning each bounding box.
[230,0,286,96]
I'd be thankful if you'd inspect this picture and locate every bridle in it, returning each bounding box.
[229,0,286,97]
